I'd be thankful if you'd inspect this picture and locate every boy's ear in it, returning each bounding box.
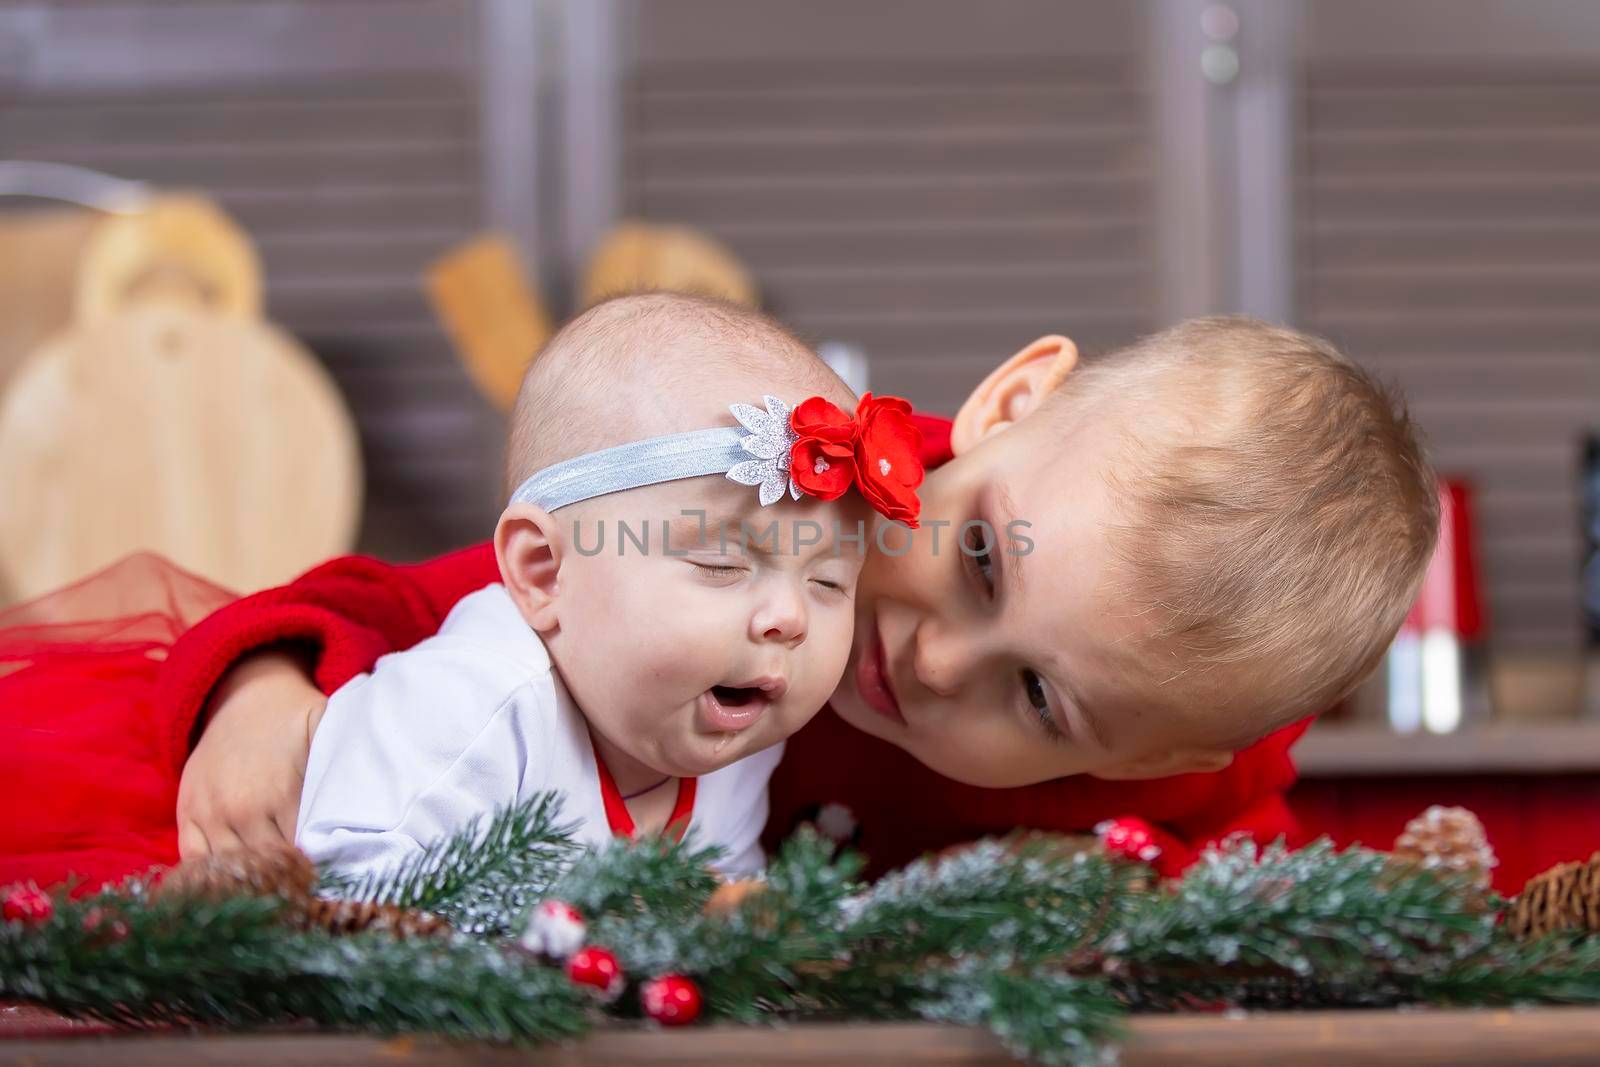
[1088,747,1234,782]
[950,334,1079,455]
[494,503,563,633]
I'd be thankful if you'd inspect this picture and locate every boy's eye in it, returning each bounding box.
[964,523,996,593]
[1023,669,1063,741]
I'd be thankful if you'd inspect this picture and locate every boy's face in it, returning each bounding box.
[826,337,1236,787]
[503,477,868,780]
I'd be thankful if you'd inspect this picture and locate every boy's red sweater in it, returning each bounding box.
[157,415,1309,876]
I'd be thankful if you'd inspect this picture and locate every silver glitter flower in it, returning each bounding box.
[726,395,803,506]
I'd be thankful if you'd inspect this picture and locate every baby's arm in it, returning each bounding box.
[297,645,548,881]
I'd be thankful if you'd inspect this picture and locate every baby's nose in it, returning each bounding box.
[752,586,807,647]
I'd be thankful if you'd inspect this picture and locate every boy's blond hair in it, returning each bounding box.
[1056,316,1439,746]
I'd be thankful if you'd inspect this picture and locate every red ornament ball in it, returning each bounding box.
[2,884,53,925]
[566,945,624,1002]
[1095,817,1163,865]
[640,973,702,1026]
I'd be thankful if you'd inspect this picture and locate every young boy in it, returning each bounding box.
[296,294,904,879]
[771,317,1438,872]
[167,315,1436,878]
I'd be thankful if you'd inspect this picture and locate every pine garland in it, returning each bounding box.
[552,834,723,924]
[8,794,1600,1067]
[914,965,1124,1067]
[317,791,578,935]
[1105,837,1497,1009]
[842,837,1138,966]
[1,880,590,1038]
[580,831,861,1020]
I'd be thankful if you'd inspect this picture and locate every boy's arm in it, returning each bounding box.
[176,647,328,859]
[1098,792,1301,877]
[163,542,499,771]
[170,542,499,856]
[1101,717,1314,877]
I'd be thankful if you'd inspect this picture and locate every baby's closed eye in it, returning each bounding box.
[687,557,750,584]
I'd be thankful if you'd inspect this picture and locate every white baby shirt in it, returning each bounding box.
[297,583,782,881]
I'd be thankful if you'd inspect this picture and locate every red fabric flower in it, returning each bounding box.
[787,393,924,525]
[789,397,858,501]
[791,437,856,500]
[791,396,855,445]
[853,393,924,528]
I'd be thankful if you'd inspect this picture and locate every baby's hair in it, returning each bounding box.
[1049,316,1439,749]
[504,291,851,496]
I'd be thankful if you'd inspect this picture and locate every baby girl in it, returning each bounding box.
[297,293,910,878]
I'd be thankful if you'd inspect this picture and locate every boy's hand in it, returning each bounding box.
[176,649,326,859]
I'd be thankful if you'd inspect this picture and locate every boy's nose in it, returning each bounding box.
[912,617,977,698]
[752,586,807,647]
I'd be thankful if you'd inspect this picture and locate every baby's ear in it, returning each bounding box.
[494,503,563,633]
[950,334,1079,454]
[1089,747,1234,782]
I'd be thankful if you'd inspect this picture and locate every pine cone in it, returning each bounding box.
[1506,851,1600,940]
[302,897,450,939]
[1391,805,1497,891]
[158,845,317,907]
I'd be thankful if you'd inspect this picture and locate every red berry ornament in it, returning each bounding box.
[1095,817,1163,865]
[640,973,702,1026]
[2,884,53,925]
[566,945,624,1002]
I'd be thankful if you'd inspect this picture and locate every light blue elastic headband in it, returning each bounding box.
[508,395,805,512]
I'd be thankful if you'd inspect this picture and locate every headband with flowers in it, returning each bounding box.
[734,393,924,527]
[509,393,924,527]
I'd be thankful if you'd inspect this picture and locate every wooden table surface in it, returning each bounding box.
[4,1007,1600,1066]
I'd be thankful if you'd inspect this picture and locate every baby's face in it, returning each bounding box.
[547,477,867,779]
[829,410,1236,787]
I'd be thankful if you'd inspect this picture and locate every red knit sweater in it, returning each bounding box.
[155,414,1309,876]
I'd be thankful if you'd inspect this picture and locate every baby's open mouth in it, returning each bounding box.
[710,684,763,707]
[697,677,786,738]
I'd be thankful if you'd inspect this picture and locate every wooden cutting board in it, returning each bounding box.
[0,303,360,600]
[0,195,260,400]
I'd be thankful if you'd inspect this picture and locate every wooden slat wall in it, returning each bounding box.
[1297,66,1600,652]
[0,1,499,566]
[621,0,1157,417]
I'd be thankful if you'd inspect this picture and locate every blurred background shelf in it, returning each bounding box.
[1297,722,1600,777]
